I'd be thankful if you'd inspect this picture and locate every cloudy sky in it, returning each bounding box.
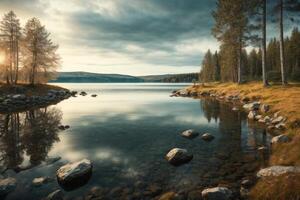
[1,0,296,76]
[0,0,221,75]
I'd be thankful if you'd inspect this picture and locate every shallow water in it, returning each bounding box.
[0,83,271,199]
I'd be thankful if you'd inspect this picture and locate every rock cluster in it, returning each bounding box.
[0,89,71,112]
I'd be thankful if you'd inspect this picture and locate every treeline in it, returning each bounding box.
[200,0,300,85]
[162,73,199,83]
[0,11,59,85]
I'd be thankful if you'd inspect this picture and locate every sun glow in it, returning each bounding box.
[0,51,5,64]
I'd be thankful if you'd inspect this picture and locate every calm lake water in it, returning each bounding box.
[0,83,271,199]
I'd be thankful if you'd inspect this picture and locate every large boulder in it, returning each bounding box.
[56,159,92,186]
[181,129,199,139]
[201,187,232,200]
[0,178,17,196]
[271,134,290,145]
[201,133,215,141]
[257,166,300,178]
[165,148,193,166]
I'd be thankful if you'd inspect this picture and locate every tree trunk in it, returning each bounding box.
[279,0,287,85]
[15,39,19,84]
[237,39,242,84]
[262,0,268,86]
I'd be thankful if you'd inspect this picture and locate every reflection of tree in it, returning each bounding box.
[200,98,220,123]
[0,113,24,170]
[22,107,62,166]
[0,107,62,171]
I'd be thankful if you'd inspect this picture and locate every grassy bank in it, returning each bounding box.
[0,83,68,96]
[186,82,300,199]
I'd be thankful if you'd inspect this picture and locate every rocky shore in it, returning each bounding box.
[0,86,74,113]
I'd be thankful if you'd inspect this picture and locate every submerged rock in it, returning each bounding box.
[257,166,300,177]
[201,133,215,141]
[56,159,92,186]
[46,189,64,200]
[32,177,51,187]
[181,129,199,139]
[45,156,62,165]
[232,107,239,111]
[0,178,17,196]
[201,187,232,200]
[271,134,290,144]
[165,148,193,166]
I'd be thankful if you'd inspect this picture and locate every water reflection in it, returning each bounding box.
[0,107,62,173]
[0,84,272,199]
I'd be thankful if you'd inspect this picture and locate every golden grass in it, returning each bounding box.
[187,82,300,127]
[187,82,300,200]
[250,173,300,200]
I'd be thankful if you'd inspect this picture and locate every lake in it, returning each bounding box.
[0,83,271,199]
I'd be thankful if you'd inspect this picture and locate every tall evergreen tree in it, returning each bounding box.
[212,0,249,84]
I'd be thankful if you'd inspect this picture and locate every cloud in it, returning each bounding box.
[0,0,219,75]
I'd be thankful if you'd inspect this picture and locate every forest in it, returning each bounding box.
[0,11,59,85]
[200,0,300,85]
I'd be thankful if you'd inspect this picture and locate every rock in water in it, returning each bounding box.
[46,190,64,200]
[201,187,232,200]
[56,159,92,188]
[201,133,215,141]
[181,129,199,139]
[32,177,51,187]
[271,134,290,145]
[248,111,257,120]
[257,166,300,178]
[0,178,17,196]
[165,148,193,166]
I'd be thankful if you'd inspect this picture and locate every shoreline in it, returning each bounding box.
[178,82,300,199]
[0,84,72,113]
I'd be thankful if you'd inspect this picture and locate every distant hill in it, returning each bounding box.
[51,72,144,83]
[51,71,199,83]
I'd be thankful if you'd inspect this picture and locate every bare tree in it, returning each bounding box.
[0,11,21,84]
[23,18,60,85]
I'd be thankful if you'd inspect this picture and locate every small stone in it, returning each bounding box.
[46,190,64,200]
[255,115,263,120]
[0,178,17,196]
[32,177,51,187]
[181,129,199,139]
[201,187,232,200]
[272,116,284,124]
[232,107,239,111]
[248,111,257,120]
[271,134,290,145]
[260,104,270,113]
[241,179,253,189]
[158,192,177,200]
[91,94,97,97]
[275,123,286,130]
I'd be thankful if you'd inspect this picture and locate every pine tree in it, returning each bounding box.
[212,0,249,84]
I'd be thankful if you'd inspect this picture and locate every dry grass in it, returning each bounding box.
[186,82,300,200]
[0,84,67,96]
[250,173,300,200]
[186,82,300,127]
